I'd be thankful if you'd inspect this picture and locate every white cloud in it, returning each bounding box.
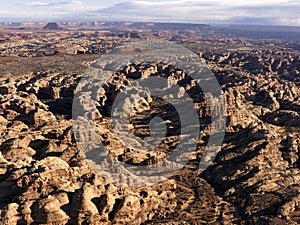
[5,0,300,25]
[94,0,300,25]
[24,1,82,7]
[25,2,49,6]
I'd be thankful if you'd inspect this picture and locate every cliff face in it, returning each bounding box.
[0,33,299,224]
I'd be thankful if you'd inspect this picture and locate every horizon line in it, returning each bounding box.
[0,20,300,28]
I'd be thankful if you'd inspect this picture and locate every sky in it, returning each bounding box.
[0,0,299,26]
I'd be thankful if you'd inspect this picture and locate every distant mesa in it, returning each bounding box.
[43,22,59,30]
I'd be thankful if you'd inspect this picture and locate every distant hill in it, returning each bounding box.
[215,25,300,41]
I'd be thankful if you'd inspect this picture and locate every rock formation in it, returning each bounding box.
[43,22,59,30]
[0,28,299,224]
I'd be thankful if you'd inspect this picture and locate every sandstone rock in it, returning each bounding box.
[0,36,300,225]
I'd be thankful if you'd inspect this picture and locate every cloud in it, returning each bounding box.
[24,1,81,7]
[7,0,300,26]
[94,0,300,25]
[25,2,49,6]
[97,1,226,22]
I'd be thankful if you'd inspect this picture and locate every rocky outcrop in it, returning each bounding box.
[0,33,299,224]
[200,49,300,85]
